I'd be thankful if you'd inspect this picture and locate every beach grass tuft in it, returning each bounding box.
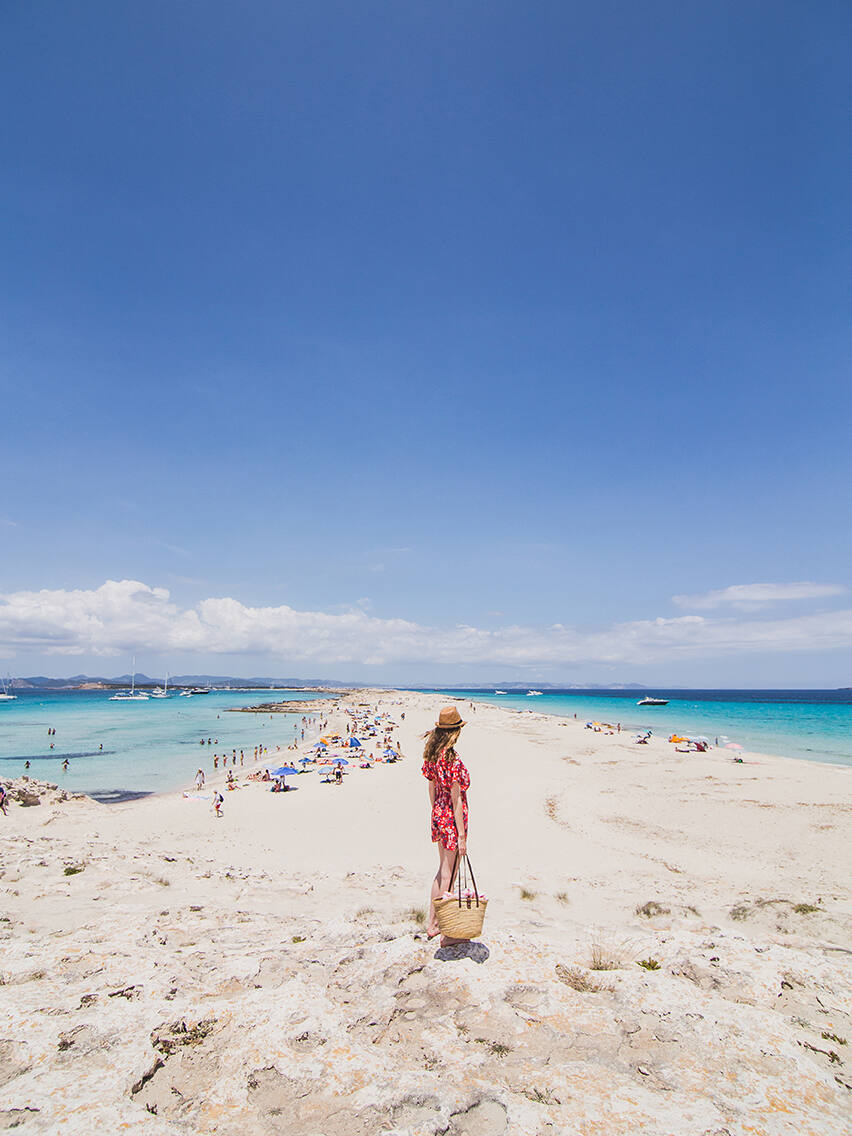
[822,1031,847,1046]
[555,891,570,905]
[524,1087,561,1106]
[356,906,376,918]
[403,906,426,924]
[589,937,627,971]
[520,887,537,901]
[635,901,669,918]
[637,957,661,971]
[793,902,820,914]
[63,864,84,876]
[555,963,610,993]
[291,935,306,944]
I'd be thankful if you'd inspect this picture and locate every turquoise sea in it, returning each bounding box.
[0,689,329,800]
[440,689,852,770]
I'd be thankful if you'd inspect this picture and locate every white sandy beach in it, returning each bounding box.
[1,691,849,1134]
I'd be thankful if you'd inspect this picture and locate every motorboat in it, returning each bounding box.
[637,697,668,706]
[526,690,543,696]
[494,690,507,695]
[110,658,150,701]
[0,674,16,701]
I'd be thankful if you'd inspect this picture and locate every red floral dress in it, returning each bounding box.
[422,749,470,850]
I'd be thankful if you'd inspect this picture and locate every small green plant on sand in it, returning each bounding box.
[793,902,820,915]
[822,1031,847,1046]
[475,1038,511,1057]
[637,957,661,971]
[291,935,306,944]
[555,892,570,905]
[63,865,84,876]
[405,906,426,924]
[520,887,537,901]
[635,901,670,918]
[729,903,750,921]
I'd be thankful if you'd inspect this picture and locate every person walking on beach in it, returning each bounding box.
[422,706,470,944]
[195,768,205,790]
[213,791,224,817]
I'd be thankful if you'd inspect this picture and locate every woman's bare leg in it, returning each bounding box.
[427,844,457,937]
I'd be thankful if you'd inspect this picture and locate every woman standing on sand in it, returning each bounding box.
[422,706,470,942]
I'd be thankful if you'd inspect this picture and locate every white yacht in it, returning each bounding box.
[526,690,543,697]
[0,675,17,701]
[494,690,508,695]
[150,673,172,698]
[109,659,149,701]
[637,697,668,706]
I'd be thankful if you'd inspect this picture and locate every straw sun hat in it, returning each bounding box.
[436,705,467,729]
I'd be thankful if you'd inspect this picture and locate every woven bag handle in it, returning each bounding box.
[449,852,480,908]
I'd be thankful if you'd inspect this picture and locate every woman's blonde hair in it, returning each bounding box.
[422,726,461,766]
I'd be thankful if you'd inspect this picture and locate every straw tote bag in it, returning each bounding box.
[434,854,487,940]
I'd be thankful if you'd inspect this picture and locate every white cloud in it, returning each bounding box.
[2,578,852,667]
[673,582,846,612]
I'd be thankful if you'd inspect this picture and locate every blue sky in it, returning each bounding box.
[1,1,850,685]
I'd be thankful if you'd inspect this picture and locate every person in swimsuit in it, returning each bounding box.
[421,706,470,944]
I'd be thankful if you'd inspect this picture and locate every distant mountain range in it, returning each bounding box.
[7,675,651,692]
[8,674,349,690]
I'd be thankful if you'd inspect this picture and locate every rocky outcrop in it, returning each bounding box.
[0,833,849,1135]
[2,776,84,807]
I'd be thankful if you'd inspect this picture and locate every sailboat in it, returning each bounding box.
[150,672,172,698]
[0,674,17,701]
[109,658,149,701]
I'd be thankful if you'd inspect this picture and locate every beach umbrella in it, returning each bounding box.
[273,765,299,776]
[298,756,313,764]
[348,737,362,748]
[384,748,397,756]
[332,757,349,766]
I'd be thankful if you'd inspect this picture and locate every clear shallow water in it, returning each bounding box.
[438,689,852,769]
[0,689,329,798]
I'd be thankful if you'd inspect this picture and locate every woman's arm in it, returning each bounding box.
[428,780,436,807]
[450,782,467,854]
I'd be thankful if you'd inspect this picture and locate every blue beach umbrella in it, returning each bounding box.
[348,737,362,748]
[383,748,397,756]
[332,757,349,766]
[273,765,299,776]
[298,756,313,764]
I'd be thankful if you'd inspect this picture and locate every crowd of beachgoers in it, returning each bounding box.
[183,704,406,815]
